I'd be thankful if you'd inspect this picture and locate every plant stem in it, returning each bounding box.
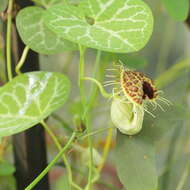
[78,45,86,105]
[15,46,30,75]
[83,119,93,190]
[25,131,76,190]
[80,127,114,140]
[84,50,102,114]
[98,127,113,172]
[41,121,82,190]
[78,45,93,190]
[83,77,112,98]
[6,0,13,81]
[176,162,190,190]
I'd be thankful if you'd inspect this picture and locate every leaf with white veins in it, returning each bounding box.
[16,6,77,54]
[44,0,153,53]
[0,72,70,137]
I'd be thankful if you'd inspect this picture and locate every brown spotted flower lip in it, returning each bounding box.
[120,70,158,105]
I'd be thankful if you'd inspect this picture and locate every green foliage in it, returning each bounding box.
[0,161,15,176]
[0,72,70,137]
[114,131,157,190]
[16,6,77,54]
[44,0,153,53]
[162,0,189,21]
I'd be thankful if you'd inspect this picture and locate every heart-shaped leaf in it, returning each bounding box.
[162,0,189,21]
[114,131,157,190]
[16,6,77,55]
[0,72,70,137]
[44,0,153,53]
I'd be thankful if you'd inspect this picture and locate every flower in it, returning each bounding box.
[111,97,144,135]
[107,65,170,135]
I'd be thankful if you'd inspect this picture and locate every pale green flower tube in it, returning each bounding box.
[111,97,144,135]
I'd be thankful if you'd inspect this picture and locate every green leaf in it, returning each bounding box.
[44,0,153,53]
[0,0,7,12]
[141,104,188,142]
[162,0,189,21]
[16,6,77,55]
[0,71,70,137]
[0,161,15,176]
[114,131,157,190]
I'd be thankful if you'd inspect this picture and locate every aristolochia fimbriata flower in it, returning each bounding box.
[107,64,170,135]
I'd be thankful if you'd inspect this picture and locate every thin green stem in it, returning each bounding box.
[15,46,30,75]
[41,121,62,150]
[84,119,93,190]
[83,50,102,118]
[78,45,86,105]
[98,127,113,172]
[6,0,13,81]
[25,131,76,190]
[79,127,113,140]
[78,45,94,190]
[83,77,112,98]
[41,121,82,190]
[88,50,102,106]
[176,163,190,190]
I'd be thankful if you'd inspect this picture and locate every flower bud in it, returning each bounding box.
[111,97,144,135]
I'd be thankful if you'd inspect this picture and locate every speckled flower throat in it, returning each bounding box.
[120,69,158,105]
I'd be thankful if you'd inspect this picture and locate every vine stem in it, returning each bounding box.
[40,121,82,190]
[24,131,76,190]
[98,127,113,172]
[78,45,93,190]
[6,0,13,81]
[176,162,190,190]
[84,50,102,116]
[15,46,30,75]
[80,127,113,140]
[82,77,112,98]
[84,119,93,190]
[78,45,86,105]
